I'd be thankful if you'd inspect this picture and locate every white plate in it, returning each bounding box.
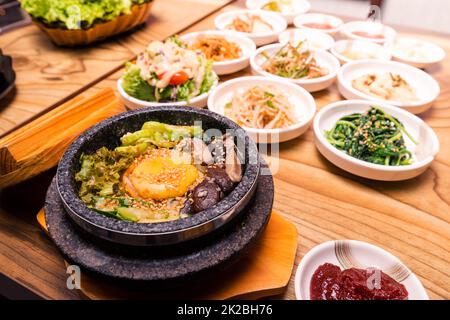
[250,43,340,92]
[117,77,219,109]
[245,0,311,25]
[207,76,316,143]
[313,100,439,181]
[214,9,287,46]
[278,28,335,51]
[180,30,256,75]
[293,13,343,36]
[295,240,429,300]
[331,39,391,64]
[391,37,446,69]
[341,20,396,44]
[337,60,440,114]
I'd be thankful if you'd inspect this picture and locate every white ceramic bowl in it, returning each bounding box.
[341,20,396,44]
[117,77,219,109]
[295,240,429,300]
[331,39,391,64]
[337,60,440,114]
[293,13,343,36]
[245,0,311,25]
[250,43,340,92]
[313,100,439,181]
[207,76,316,143]
[391,37,446,69]
[278,28,335,51]
[214,9,287,46]
[179,30,256,75]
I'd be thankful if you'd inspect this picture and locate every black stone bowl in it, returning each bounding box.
[57,106,260,246]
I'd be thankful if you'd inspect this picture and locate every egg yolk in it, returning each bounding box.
[123,156,199,201]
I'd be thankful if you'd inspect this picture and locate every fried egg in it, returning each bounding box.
[122,149,199,201]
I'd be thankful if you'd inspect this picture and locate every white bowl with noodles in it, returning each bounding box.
[341,20,396,44]
[278,28,335,51]
[313,100,439,181]
[391,37,446,69]
[295,240,429,300]
[250,43,340,92]
[337,60,440,114]
[214,9,287,46]
[180,30,256,75]
[293,13,343,36]
[117,77,219,109]
[207,76,316,143]
[331,40,391,64]
[245,0,311,25]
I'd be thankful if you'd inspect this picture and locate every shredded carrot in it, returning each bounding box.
[190,36,242,62]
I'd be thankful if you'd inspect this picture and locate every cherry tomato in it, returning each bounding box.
[158,71,189,85]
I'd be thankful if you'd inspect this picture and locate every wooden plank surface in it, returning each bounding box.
[0,0,232,137]
[0,0,449,300]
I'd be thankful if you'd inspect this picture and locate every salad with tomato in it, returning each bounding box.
[121,37,217,103]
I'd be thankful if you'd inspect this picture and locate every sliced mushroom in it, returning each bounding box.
[224,133,242,183]
[180,198,195,215]
[192,137,214,165]
[191,180,221,212]
[174,137,213,165]
[207,166,234,194]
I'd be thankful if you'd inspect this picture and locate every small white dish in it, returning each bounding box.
[250,43,340,92]
[341,20,396,44]
[293,13,343,36]
[207,76,316,143]
[331,39,391,64]
[245,0,311,25]
[117,77,219,109]
[214,9,287,46]
[295,240,429,300]
[391,37,446,69]
[278,28,335,51]
[313,100,439,181]
[337,59,440,114]
[180,30,256,75]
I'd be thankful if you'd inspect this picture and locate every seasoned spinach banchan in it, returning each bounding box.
[75,122,242,223]
[325,106,417,166]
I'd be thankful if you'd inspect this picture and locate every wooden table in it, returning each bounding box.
[1,0,449,299]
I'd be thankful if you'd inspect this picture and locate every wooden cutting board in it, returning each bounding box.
[37,209,298,300]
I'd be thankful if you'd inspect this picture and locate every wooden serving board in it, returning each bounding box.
[37,209,298,300]
[0,88,126,188]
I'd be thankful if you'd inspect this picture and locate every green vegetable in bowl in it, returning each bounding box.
[120,121,202,148]
[325,106,417,166]
[121,36,217,103]
[20,0,151,30]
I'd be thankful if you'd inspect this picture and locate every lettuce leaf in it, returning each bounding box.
[20,0,150,29]
[199,60,216,94]
[122,62,155,102]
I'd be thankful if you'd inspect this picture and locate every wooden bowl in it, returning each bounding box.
[33,2,153,47]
